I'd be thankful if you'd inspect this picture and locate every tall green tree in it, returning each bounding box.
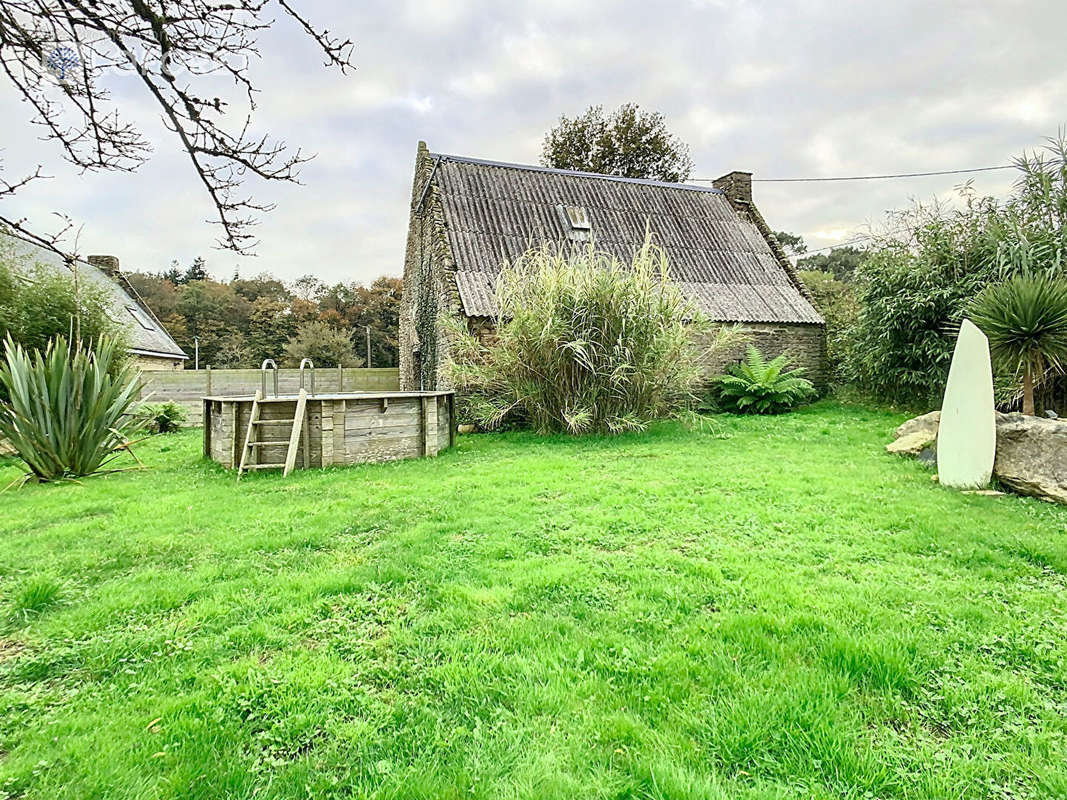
[244,298,295,364]
[773,231,807,257]
[174,280,248,365]
[320,276,402,367]
[797,246,868,282]
[283,321,360,367]
[797,269,859,385]
[231,273,289,303]
[541,104,694,182]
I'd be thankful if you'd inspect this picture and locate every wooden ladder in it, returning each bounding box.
[237,389,309,479]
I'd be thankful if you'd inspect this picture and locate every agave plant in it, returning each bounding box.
[969,274,1067,415]
[0,336,143,482]
[715,346,815,414]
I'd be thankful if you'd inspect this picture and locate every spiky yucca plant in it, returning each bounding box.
[0,336,143,482]
[715,346,815,414]
[448,232,740,434]
[969,274,1067,415]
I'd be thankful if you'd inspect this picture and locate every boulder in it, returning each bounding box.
[993,413,1067,505]
[887,430,936,456]
[888,410,1067,504]
[887,411,939,456]
[894,410,940,440]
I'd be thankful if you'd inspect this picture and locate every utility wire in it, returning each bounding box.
[692,165,1015,183]
[794,235,874,255]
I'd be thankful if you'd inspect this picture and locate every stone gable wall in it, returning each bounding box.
[399,142,464,391]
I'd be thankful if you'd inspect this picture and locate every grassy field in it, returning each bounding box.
[0,403,1065,799]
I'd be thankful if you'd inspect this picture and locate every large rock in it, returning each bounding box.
[993,413,1067,505]
[889,410,940,455]
[889,410,1067,504]
[887,430,937,456]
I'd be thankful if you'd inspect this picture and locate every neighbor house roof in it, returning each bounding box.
[428,153,824,325]
[16,244,188,360]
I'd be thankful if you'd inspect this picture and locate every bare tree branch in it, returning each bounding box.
[0,1,355,257]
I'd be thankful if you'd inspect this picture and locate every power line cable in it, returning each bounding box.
[692,165,1015,183]
[794,235,874,255]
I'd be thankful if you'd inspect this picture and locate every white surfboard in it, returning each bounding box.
[937,319,996,489]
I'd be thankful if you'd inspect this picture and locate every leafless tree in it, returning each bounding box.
[0,1,354,256]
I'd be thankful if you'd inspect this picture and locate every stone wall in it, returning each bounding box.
[441,319,826,393]
[132,354,185,371]
[399,142,464,391]
[697,323,827,388]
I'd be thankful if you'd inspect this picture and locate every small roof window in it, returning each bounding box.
[556,204,591,242]
[127,305,156,331]
[557,204,591,230]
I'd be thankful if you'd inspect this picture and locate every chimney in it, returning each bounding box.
[87,254,120,275]
[712,171,753,205]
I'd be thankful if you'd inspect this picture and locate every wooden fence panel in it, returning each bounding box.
[139,367,400,426]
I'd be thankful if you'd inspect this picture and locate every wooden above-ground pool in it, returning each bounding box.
[202,390,455,472]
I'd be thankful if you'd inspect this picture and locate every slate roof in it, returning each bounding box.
[429,154,824,325]
[17,245,188,359]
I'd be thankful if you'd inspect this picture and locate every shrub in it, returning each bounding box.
[797,269,860,385]
[136,400,188,434]
[283,320,361,367]
[841,195,1006,407]
[841,133,1067,407]
[448,233,737,434]
[969,273,1067,415]
[0,336,143,482]
[713,346,815,414]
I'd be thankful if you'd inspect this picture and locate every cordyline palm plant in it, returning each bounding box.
[448,232,740,434]
[0,336,143,483]
[715,346,815,414]
[969,273,1067,415]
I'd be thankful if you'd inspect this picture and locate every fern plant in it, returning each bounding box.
[0,336,143,482]
[136,400,187,434]
[714,346,815,414]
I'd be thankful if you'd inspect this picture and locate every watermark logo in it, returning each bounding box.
[37,42,248,87]
[44,45,80,82]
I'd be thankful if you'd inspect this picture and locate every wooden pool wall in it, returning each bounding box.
[202,391,455,469]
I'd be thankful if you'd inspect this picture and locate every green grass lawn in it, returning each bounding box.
[0,403,1065,799]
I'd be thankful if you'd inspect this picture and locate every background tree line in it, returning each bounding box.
[126,265,402,369]
[773,133,1067,411]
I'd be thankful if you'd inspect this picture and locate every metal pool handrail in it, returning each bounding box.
[260,358,279,397]
[299,358,316,395]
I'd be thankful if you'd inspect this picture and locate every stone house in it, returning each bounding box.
[398,141,824,391]
[18,246,187,370]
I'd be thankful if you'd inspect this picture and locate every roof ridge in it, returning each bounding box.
[430,152,724,194]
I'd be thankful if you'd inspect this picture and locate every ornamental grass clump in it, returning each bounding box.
[0,336,143,482]
[448,233,735,434]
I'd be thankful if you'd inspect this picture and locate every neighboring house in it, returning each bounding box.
[19,247,187,370]
[398,141,825,392]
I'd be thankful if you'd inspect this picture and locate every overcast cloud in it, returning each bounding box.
[2,0,1065,283]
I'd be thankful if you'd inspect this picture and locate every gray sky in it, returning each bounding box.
[2,0,1065,283]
